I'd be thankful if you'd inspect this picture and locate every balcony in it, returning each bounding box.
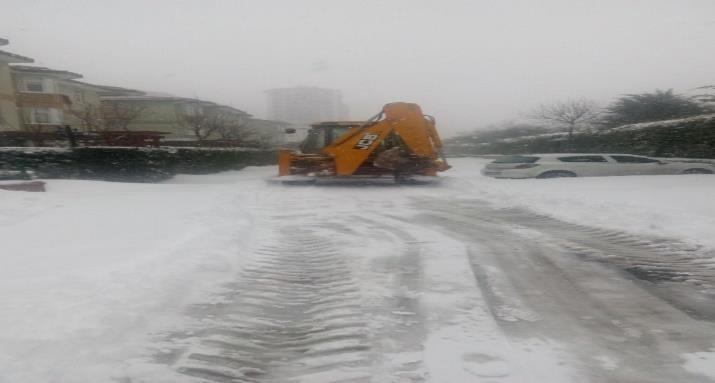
[16,92,72,109]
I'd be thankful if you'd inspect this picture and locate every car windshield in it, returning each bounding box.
[3,2,715,382]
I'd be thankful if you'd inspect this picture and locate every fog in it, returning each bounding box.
[3,0,715,136]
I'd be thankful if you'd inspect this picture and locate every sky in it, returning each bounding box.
[2,0,715,136]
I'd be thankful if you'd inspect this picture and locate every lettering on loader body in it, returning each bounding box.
[354,133,379,150]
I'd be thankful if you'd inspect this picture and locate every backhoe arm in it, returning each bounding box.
[321,102,448,176]
[321,118,395,176]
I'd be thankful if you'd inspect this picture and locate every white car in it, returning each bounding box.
[481,154,715,179]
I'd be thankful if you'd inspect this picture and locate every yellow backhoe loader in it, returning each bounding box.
[275,102,450,184]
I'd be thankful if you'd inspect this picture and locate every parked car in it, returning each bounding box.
[481,154,715,179]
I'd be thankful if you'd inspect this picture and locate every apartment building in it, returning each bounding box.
[1,38,285,146]
[101,92,252,140]
[11,65,104,133]
[0,38,33,131]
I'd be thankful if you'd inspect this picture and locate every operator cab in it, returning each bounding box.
[300,121,365,153]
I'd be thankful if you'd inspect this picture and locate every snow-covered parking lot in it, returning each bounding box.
[451,158,715,249]
[1,158,715,382]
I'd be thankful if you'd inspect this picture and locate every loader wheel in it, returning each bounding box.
[536,170,577,179]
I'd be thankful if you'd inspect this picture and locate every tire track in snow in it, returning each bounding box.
[356,210,579,382]
[345,214,430,382]
[413,197,715,382]
[167,225,372,383]
[419,198,715,318]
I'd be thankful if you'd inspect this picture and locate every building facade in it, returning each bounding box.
[10,66,104,133]
[1,38,285,147]
[0,39,33,131]
[100,93,253,140]
[101,88,287,146]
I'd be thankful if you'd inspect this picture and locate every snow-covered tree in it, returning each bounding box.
[602,89,707,128]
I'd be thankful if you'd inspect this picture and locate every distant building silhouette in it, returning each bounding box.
[266,87,348,130]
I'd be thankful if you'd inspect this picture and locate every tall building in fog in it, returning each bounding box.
[266,87,348,126]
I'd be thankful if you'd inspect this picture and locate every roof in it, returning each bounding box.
[266,86,341,94]
[94,85,146,97]
[142,91,177,97]
[249,118,291,125]
[66,79,114,92]
[210,104,251,116]
[101,95,199,102]
[10,65,82,80]
[0,50,34,64]
[102,95,250,116]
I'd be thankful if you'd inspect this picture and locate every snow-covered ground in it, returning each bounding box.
[0,172,264,383]
[448,157,715,249]
[1,159,715,382]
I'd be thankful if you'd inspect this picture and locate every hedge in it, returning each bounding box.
[0,147,277,182]
[446,116,715,158]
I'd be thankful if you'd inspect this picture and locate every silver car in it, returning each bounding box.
[481,154,715,179]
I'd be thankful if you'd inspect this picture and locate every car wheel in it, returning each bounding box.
[536,170,578,179]
[683,168,714,174]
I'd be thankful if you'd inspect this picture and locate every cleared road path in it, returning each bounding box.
[148,182,715,383]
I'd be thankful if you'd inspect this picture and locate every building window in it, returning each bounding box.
[33,108,50,123]
[26,108,61,124]
[25,79,45,93]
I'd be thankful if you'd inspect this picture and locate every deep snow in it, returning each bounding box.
[1,158,714,382]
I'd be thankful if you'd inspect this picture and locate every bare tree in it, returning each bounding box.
[529,99,599,151]
[215,118,247,140]
[69,102,147,133]
[178,100,253,142]
[69,104,104,132]
[102,102,147,131]
[16,110,50,146]
[177,106,222,141]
